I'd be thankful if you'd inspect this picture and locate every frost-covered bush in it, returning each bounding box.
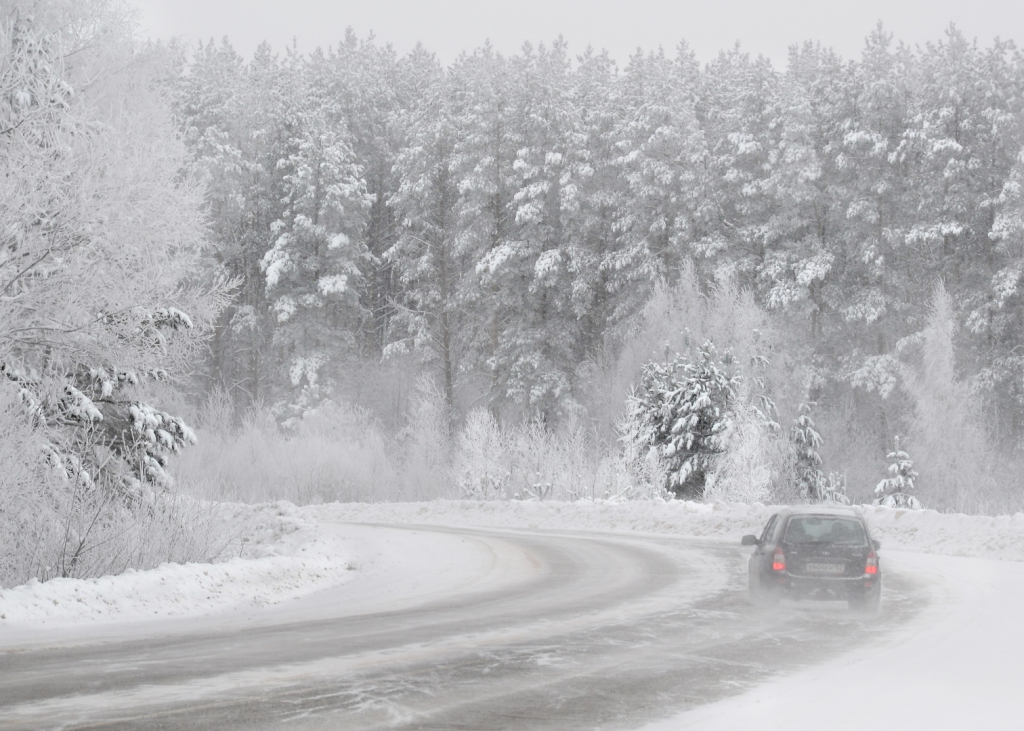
[703,379,797,505]
[453,410,510,499]
[175,400,404,504]
[820,471,851,505]
[702,405,776,504]
[451,409,641,502]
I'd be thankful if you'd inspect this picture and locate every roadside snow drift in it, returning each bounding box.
[310,499,1024,561]
[0,501,352,629]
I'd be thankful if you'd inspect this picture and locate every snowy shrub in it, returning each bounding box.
[703,381,796,505]
[453,410,511,499]
[0,380,228,587]
[448,409,644,502]
[621,342,739,498]
[175,399,405,504]
[396,377,453,500]
[820,471,851,506]
[703,406,774,503]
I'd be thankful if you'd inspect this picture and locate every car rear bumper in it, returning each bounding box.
[769,572,881,600]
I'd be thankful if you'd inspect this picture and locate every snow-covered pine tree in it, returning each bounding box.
[465,39,592,422]
[874,436,922,509]
[386,53,464,421]
[612,46,705,313]
[447,46,531,419]
[172,38,284,410]
[621,342,739,498]
[261,50,373,420]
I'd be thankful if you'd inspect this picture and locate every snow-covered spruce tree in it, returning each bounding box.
[0,5,225,503]
[621,342,739,499]
[874,436,921,509]
[791,402,826,501]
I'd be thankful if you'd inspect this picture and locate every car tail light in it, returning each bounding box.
[772,547,786,572]
[865,550,878,575]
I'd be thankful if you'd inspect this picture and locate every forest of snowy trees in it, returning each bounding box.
[4,0,1024,582]
[174,24,1024,508]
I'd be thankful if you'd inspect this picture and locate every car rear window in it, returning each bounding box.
[783,516,867,546]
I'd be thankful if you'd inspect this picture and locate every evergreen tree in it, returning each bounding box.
[874,436,921,508]
[621,343,739,498]
[173,39,282,409]
[261,51,372,416]
[792,402,826,500]
[387,54,464,420]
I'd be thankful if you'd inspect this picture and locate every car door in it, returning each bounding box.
[750,514,779,577]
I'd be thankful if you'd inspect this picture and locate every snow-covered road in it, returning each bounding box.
[0,520,904,730]
[1,501,1023,730]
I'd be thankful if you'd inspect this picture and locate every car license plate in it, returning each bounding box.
[805,562,844,574]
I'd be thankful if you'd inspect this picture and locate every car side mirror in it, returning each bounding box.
[741,534,759,546]
[873,539,881,550]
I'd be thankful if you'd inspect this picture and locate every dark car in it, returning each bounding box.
[742,507,881,611]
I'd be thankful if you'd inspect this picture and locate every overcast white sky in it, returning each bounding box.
[131,0,1023,69]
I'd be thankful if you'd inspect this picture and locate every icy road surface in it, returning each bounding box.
[0,521,929,731]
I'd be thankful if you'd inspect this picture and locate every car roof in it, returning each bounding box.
[775,505,862,518]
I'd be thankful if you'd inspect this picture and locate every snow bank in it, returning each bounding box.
[0,501,352,628]
[309,499,1024,562]
[861,504,1024,561]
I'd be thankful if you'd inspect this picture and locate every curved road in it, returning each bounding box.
[0,524,924,730]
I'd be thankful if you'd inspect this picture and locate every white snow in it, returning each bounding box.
[304,499,1024,562]
[0,501,353,640]
[4,497,1024,728]
[641,550,1024,731]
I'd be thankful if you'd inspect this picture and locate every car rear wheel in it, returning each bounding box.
[749,570,779,607]
[848,586,881,613]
